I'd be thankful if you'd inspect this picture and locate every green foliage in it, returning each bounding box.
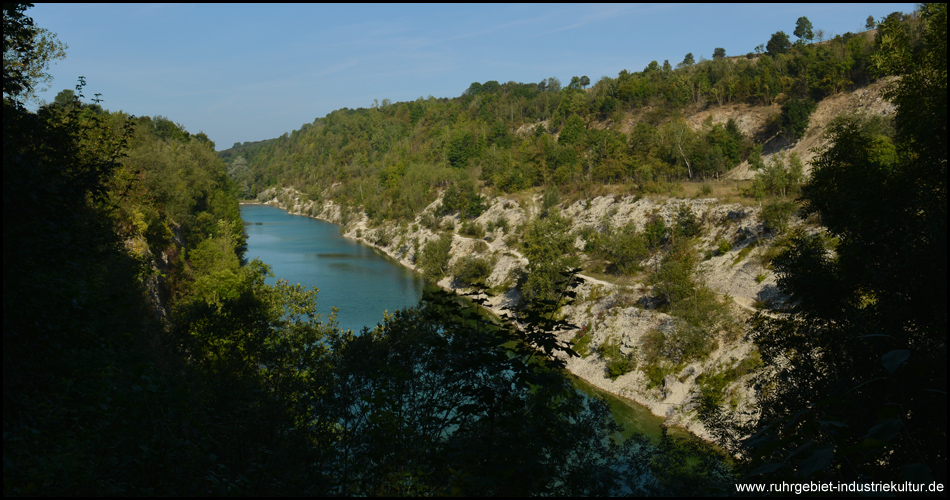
[418,233,453,281]
[221,10,907,220]
[646,237,731,362]
[651,239,699,308]
[760,198,797,234]
[438,178,486,219]
[794,16,814,42]
[766,31,792,56]
[2,7,67,105]
[571,324,594,357]
[730,240,757,267]
[608,222,649,275]
[459,220,485,238]
[520,213,579,305]
[717,239,732,255]
[779,97,816,141]
[452,254,492,287]
[704,4,947,484]
[597,336,636,379]
[674,203,702,238]
[696,353,762,409]
[751,151,804,199]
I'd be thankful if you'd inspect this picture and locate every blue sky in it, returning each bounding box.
[28,3,915,151]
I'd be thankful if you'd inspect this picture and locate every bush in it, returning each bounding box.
[760,199,797,234]
[452,255,493,286]
[780,97,817,141]
[650,239,700,308]
[571,324,593,357]
[460,220,485,238]
[494,215,509,233]
[606,223,648,275]
[597,336,636,379]
[674,204,702,238]
[714,239,729,255]
[520,213,579,305]
[438,179,486,220]
[641,329,667,365]
[418,233,453,281]
[420,212,440,231]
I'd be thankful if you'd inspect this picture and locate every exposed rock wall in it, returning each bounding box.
[253,187,779,441]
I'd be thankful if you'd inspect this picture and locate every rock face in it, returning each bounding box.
[247,80,896,442]
[255,187,776,441]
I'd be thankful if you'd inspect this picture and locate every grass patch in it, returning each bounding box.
[597,335,636,380]
[571,324,594,358]
[695,352,763,408]
[729,241,756,268]
[642,361,684,390]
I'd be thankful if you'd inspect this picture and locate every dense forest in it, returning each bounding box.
[222,12,915,221]
[5,3,946,495]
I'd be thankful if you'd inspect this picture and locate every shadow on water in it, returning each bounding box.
[570,374,691,443]
[241,203,727,458]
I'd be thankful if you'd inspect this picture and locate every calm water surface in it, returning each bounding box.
[241,204,426,333]
[241,203,698,443]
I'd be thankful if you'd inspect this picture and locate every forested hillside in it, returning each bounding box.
[5,3,945,495]
[228,5,947,492]
[222,13,908,217]
[4,5,732,495]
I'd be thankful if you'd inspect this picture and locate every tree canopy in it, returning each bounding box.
[702,2,947,486]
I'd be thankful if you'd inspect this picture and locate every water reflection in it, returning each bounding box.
[241,204,426,334]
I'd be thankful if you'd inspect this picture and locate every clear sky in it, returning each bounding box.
[27,3,915,151]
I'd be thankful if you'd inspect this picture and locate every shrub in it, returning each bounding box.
[606,223,648,275]
[494,215,509,233]
[641,329,667,365]
[520,213,579,305]
[419,233,453,281]
[419,212,439,231]
[780,97,817,141]
[665,320,718,363]
[438,179,487,219]
[541,186,561,216]
[760,199,797,234]
[373,227,392,246]
[452,255,493,287]
[674,204,702,238]
[597,336,636,379]
[716,239,732,255]
[650,239,700,308]
[460,220,485,238]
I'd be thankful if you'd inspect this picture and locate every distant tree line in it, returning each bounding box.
[226,11,920,223]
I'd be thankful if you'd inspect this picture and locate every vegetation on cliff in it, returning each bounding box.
[5,3,944,494]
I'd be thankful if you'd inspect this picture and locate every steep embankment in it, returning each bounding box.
[249,81,896,440]
[253,188,768,440]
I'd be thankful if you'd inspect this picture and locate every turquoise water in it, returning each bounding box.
[241,204,426,334]
[240,203,705,444]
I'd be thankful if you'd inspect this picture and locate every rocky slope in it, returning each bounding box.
[255,187,778,441]
[249,80,893,440]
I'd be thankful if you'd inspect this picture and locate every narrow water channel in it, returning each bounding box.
[240,203,695,442]
[242,203,428,334]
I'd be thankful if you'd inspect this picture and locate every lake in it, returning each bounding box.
[241,203,427,334]
[240,203,697,443]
